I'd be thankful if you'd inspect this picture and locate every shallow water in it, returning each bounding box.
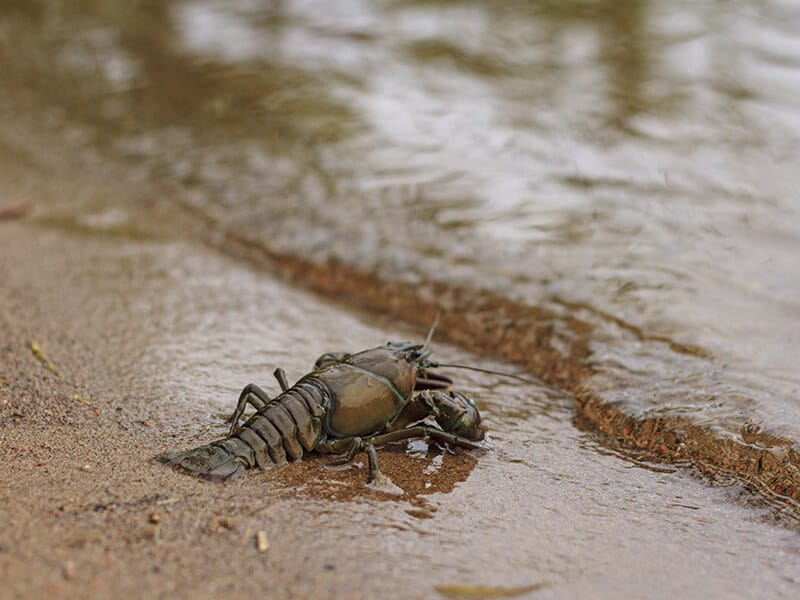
[2,2,800,462]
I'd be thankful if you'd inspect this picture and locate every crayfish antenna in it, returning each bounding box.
[428,362,545,386]
[422,309,441,354]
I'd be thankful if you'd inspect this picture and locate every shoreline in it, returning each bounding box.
[181,206,800,523]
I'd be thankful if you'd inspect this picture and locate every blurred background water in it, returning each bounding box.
[2,0,799,445]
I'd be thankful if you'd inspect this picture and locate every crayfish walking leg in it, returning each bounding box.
[318,427,484,483]
[320,436,381,482]
[227,383,271,435]
[228,368,294,435]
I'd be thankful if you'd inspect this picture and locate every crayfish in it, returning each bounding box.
[159,336,491,483]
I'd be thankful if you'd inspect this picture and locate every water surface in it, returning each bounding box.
[3,0,800,453]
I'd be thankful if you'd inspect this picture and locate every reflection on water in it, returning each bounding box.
[3,1,800,445]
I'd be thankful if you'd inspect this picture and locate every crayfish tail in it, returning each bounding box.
[157,442,247,482]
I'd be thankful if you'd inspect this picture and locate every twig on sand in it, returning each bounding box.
[0,203,28,221]
[29,341,61,376]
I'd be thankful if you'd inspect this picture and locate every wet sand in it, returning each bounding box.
[2,113,800,598]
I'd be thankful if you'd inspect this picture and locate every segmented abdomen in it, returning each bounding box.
[229,379,328,469]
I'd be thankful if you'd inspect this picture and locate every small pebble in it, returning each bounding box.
[62,561,76,581]
[256,530,269,552]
